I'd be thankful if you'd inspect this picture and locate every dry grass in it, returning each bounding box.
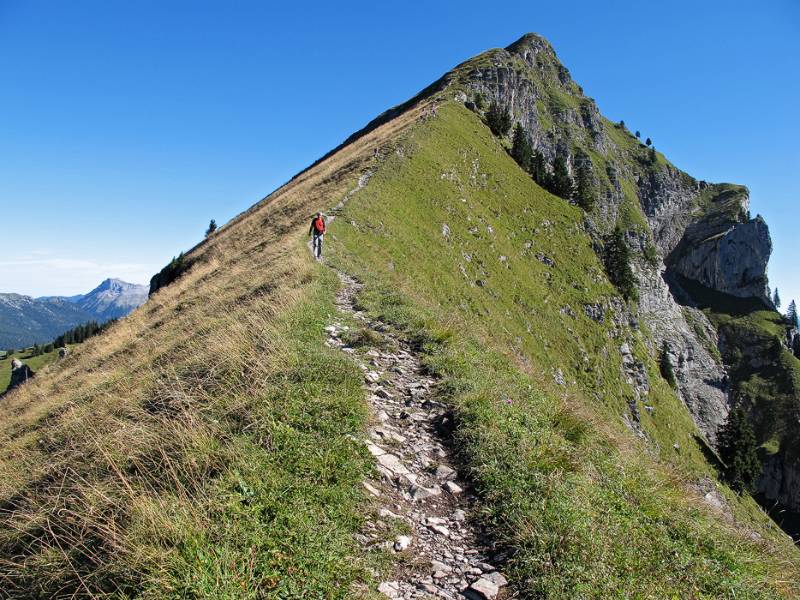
[0,102,426,597]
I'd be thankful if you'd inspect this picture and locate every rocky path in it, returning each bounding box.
[324,272,508,600]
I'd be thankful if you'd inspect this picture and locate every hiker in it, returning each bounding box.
[309,212,326,259]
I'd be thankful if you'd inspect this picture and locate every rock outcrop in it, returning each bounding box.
[637,266,730,442]
[672,216,771,301]
[759,452,800,512]
[7,358,34,393]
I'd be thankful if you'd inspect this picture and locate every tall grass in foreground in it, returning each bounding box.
[0,262,374,597]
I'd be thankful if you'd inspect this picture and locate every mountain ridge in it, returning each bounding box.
[0,32,797,598]
[0,278,148,348]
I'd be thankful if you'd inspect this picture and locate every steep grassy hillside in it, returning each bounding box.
[329,101,800,597]
[0,43,798,600]
[0,105,424,597]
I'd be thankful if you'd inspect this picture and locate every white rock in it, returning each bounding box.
[435,464,456,480]
[378,508,401,519]
[468,577,500,599]
[409,483,441,501]
[393,535,412,551]
[431,560,452,574]
[377,453,410,475]
[484,571,508,587]
[427,523,450,536]
[362,481,381,497]
[443,481,463,495]
[378,581,400,598]
[366,442,385,457]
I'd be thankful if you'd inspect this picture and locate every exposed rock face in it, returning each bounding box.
[637,266,729,442]
[671,216,771,301]
[759,453,800,512]
[7,358,34,393]
[636,166,702,255]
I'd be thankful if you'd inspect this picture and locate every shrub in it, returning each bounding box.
[548,155,574,200]
[529,151,548,187]
[659,341,677,388]
[149,252,192,296]
[643,242,659,267]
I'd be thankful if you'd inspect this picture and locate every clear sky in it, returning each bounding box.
[0,0,797,307]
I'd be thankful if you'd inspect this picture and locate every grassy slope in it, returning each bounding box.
[0,347,68,394]
[330,101,800,597]
[0,104,426,597]
[0,70,797,599]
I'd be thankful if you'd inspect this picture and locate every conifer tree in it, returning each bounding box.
[574,152,596,212]
[549,155,574,200]
[529,151,548,187]
[635,130,641,139]
[787,300,799,328]
[645,137,652,146]
[773,288,781,309]
[718,405,762,493]
[603,226,638,301]
[206,219,217,237]
[485,101,512,137]
[510,123,533,170]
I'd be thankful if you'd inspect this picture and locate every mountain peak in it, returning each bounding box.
[93,278,130,292]
[505,32,555,55]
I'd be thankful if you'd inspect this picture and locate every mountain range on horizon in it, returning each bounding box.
[0,278,148,349]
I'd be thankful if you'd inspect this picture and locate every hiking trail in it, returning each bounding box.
[320,263,509,598]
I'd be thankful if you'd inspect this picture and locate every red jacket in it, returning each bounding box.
[309,216,326,235]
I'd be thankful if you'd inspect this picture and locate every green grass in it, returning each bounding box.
[327,101,799,597]
[135,269,376,597]
[0,346,68,393]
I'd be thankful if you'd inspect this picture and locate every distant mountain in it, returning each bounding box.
[0,279,147,349]
[69,278,149,321]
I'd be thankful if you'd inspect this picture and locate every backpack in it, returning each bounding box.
[314,217,325,233]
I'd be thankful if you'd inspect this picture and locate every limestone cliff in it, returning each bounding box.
[438,33,766,441]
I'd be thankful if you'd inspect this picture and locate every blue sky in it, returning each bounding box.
[0,0,797,307]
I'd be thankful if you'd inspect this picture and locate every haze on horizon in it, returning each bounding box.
[0,0,797,304]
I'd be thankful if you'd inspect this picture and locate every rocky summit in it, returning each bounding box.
[0,32,798,599]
